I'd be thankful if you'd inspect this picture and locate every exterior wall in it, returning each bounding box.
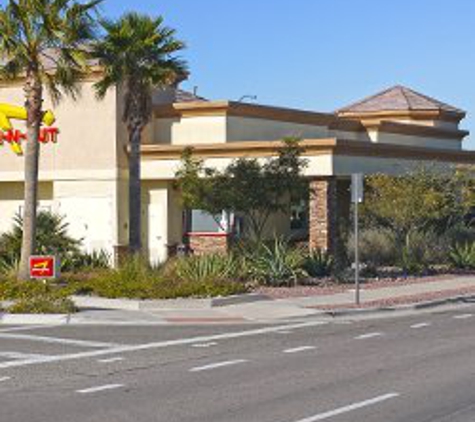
[54,180,115,254]
[375,131,462,150]
[0,182,53,234]
[226,116,330,142]
[141,155,334,180]
[386,118,459,130]
[333,155,454,176]
[168,186,184,246]
[153,115,227,145]
[0,80,122,262]
[0,81,118,175]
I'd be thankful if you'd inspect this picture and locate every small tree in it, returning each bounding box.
[361,167,474,268]
[175,138,308,242]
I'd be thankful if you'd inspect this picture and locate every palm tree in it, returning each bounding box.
[92,12,187,254]
[0,0,101,280]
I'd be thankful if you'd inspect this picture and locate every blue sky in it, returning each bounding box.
[103,0,475,149]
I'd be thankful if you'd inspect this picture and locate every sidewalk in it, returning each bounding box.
[1,275,475,325]
[281,276,475,310]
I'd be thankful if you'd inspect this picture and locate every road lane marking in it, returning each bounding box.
[289,392,400,421]
[355,332,383,340]
[76,384,124,394]
[410,322,431,329]
[283,346,317,354]
[191,342,217,348]
[97,357,124,363]
[0,325,60,333]
[453,313,473,319]
[0,320,329,370]
[190,359,248,372]
[0,333,121,348]
[0,376,11,382]
[0,352,52,360]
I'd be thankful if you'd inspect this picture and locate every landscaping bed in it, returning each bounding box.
[255,272,475,299]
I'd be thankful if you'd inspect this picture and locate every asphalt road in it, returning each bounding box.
[0,305,474,422]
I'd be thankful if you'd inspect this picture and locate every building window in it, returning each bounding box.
[186,210,233,234]
[290,200,308,231]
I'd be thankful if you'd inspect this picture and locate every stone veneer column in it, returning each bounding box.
[309,177,338,254]
[188,234,230,255]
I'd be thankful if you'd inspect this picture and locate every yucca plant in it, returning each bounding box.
[449,242,475,270]
[248,237,306,286]
[0,211,81,265]
[303,249,333,278]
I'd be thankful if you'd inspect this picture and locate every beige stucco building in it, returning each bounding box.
[0,80,473,263]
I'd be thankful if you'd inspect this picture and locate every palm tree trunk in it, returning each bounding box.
[128,124,142,254]
[18,72,43,280]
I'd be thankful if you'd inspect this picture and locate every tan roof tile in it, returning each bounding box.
[338,85,465,115]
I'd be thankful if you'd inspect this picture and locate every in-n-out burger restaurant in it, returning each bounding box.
[0,76,474,264]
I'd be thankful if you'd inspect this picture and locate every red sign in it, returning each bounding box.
[29,256,57,279]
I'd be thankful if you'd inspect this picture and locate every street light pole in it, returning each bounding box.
[351,173,363,306]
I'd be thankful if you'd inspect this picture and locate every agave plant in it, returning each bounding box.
[62,250,111,272]
[172,254,241,284]
[303,249,333,278]
[449,242,475,270]
[248,237,306,286]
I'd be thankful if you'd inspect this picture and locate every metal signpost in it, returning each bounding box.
[351,174,364,305]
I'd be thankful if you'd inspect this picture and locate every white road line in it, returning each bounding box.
[191,342,217,348]
[190,359,247,372]
[290,392,400,422]
[76,384,124,394]
[0,376,11,382]
[283,346,317,354]
[0,352,52,360]
[453,313,473,319]
[97,357,124,363]
[355,332,383,340]
[0,320,329,370]
[410,322,431,329]
[0,325,59,333]
[0,333,121,348]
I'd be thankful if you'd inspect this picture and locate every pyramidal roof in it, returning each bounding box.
[337,85,465,116]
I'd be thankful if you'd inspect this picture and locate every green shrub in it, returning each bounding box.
[0,279,66,301]
[8,294,76,314]
[69,255,248,299]
[72,256,162,299]
[347,228,398,267]
[449,242,475,270]
[247,237,306,286]
[303,249,333,278]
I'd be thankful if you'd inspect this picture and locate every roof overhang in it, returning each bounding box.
[338,109,465,123]
[140,138,475,164]
[154,101,336,126]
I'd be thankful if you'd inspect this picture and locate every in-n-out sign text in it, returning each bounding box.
[0,103,58,155]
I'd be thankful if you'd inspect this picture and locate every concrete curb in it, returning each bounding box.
[0,313,72,325]
[71,293,271,311]
[320,294,475,317]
